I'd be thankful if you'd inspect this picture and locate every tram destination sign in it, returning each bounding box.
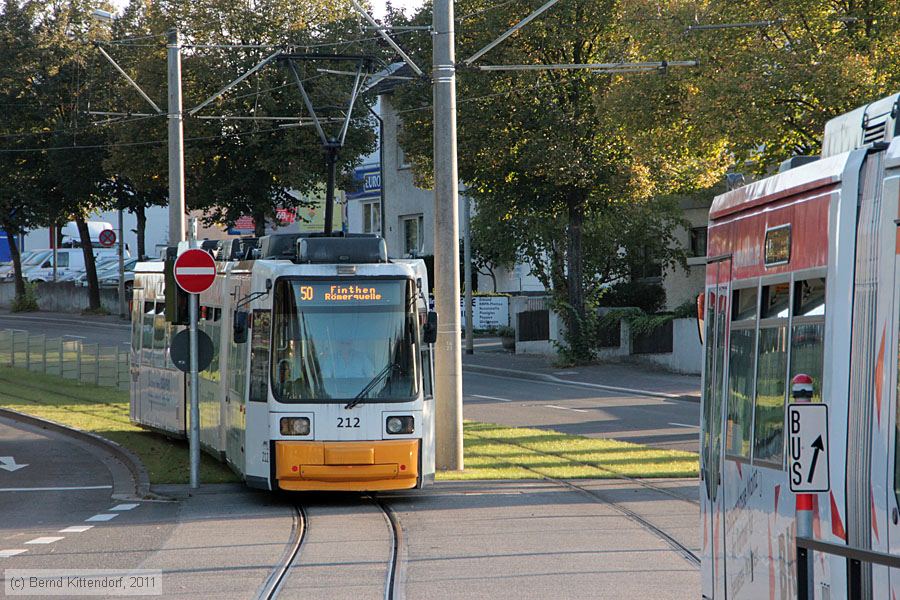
[294,281,403,307]
[788,403,830,493]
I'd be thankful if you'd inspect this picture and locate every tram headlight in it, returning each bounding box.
[386,416,414,435]
[280,417,310,436]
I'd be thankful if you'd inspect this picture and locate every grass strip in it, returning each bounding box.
[0,366,698,485]
[436,421,698,481]
[0,366,238,484]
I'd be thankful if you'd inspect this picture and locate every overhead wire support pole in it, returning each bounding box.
[167,28,186,245]
[478,60,699,71]
[284,58,329,145]
[348,0,424,77]
[95,43,163,114]
[462,0,560,66]
[685,20,782,32]
[188,50,282,116]
[338,65,366,146]
[433,0,464,471]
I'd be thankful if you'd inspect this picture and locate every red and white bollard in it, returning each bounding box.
[793,373,815,599]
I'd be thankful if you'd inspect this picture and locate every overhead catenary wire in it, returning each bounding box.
[0,120,357,153]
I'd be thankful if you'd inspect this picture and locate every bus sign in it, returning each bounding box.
[788,403,830,493]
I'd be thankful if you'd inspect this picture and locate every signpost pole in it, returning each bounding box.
[792,373,816,600]
[189,292,200,489]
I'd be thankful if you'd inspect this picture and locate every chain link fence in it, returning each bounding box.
[0,329,129,391]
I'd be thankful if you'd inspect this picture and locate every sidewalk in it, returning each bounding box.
[462,338,701,402]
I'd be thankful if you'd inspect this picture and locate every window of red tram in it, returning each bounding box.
[752,282,791,465]
[725,287,757,459]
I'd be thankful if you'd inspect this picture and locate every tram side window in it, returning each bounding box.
[141,302,155,366]
[725,287,757,459]
[789,278,825,403]
[752,282,791,465]
[249,310,271,402]
[153,303,167,368]
[229,319,248,401]
[131,289,143,355]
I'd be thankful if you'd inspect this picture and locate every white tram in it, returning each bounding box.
[700,92,900,599]
[130,234,436,492]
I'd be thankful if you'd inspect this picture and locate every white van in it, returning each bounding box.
[24,248,127,283]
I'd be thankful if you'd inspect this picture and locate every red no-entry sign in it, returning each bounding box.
[174,249,216,294]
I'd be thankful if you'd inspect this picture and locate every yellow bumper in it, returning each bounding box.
[275,439,419,491]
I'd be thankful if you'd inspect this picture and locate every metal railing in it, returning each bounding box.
[796,536,900,600]
[0,329,129,391]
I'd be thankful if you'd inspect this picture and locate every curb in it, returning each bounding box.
[0,407,153,499]
[462,364,700,403]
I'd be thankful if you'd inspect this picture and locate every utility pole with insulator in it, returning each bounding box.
[167,28,186,245]
[432,0,464,471]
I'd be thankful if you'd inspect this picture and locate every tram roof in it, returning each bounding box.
[709,151,850,221]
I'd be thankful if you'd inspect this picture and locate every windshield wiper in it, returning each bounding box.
[345,363,399,410]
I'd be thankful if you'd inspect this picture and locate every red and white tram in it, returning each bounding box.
[701,92,900,599]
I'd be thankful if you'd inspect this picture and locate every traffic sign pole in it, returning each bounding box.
[792,373,816,599]
[189,293,200,489]
[173,249,216,491]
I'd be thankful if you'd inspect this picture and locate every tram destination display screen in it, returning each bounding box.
[294,282,401,306]
[272,279,417,402]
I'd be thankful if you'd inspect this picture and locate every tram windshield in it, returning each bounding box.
[271,278,418,402]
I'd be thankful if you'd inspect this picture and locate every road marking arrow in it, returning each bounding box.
[0,457,28,472]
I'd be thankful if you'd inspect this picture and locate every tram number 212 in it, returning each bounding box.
[338,417,361,428]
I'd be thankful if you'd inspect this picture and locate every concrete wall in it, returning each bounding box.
[631,318,702,375]
[0,282,121,315]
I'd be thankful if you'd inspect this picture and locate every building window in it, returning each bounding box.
[402,215,423,256]
[690,227,708,257]
[396,124,410,169]
[363,201,381,234]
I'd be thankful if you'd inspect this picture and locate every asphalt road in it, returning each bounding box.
[0,312,131,348]
[463,371,699,452]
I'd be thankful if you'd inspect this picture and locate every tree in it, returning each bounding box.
[0,0,56,303]
[392,0,722,361]
[627,1,900,173]
[177,0,379,235]
[469,208,517,293]
[35,0,118,310]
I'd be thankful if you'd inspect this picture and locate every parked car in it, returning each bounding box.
[62,257,121,283]
[93,257,141,291]
[24,248,127,283]
[0,250,52,281]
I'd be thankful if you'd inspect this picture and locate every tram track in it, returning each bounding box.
[258,497,404,600]
[547,475,701,569]
[461,432,700,568]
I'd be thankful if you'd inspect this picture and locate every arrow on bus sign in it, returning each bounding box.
[174,249,216,294]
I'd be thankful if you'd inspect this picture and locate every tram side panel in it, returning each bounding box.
[131,269,186,437]
[196,275,226,456]
[224,271,251,476]
[705,151,854,599]
[865,149,900,596]
[243,270,275,489]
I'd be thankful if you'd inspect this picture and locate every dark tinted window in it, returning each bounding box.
[794,278,825,316]
[761,282,790,319]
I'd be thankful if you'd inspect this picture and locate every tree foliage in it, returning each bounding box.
[392,0,716,361]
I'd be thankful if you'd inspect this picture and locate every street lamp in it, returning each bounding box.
[91,7,127,318]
